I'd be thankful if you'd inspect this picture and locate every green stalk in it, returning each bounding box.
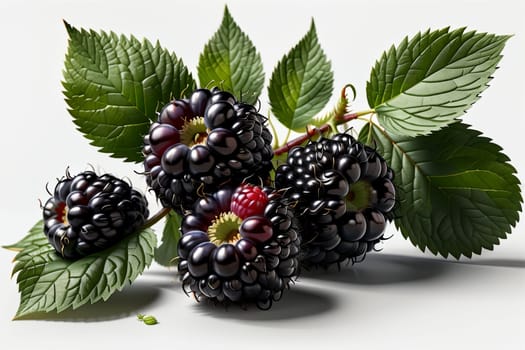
[142,207,172,229]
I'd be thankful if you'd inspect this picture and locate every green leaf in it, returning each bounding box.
[10,221,60,280]
[154,210,181,267]
[358,122,522,258]
[62,21,196,162]
[268,20,333,131]
[198,6,264,105]
[11,220,156,319]
[367,27,510,137]
[3,221,46,252]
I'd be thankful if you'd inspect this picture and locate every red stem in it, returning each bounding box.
[338,111,361,124]
[274,112,359,156]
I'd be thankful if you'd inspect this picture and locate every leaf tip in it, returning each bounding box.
[12,310,38,321]
[499,33,513,43]
[309,18,317,33]
[2,245,22,252]
[222,4,233,22]
[12,308,28,321]
[63,20,75,36]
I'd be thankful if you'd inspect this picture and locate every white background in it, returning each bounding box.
[0,0,524,349]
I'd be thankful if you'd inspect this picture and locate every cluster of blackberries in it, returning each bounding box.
[42,87,396,310]
[141,87,300,308]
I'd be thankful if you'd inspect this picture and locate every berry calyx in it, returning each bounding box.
[207,212,243,245]
[179,117,208,147]
[345,180,375,211]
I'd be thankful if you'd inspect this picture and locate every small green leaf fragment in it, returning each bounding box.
[268,20,333,131]
[142,315,158,325]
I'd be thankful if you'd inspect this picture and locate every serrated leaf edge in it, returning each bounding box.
[197,6,264,104]
[367,27,510,137]
[360,122,522,258]
[268,19,334,131]
[12,227,156,319]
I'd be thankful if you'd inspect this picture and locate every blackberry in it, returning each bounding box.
[42,170,149,259]
[274,134,395,267]
[178,184,300,309]
[143,88,273,213]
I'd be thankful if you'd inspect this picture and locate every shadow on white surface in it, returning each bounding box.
[301,253,525,285]
[451,258,525,269]
[14,283,163,322]
[192,286,338,321]
[302,253,453,285]
[142,268,180,289]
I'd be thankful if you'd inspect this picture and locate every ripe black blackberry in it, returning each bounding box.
[42,170,149,259]
[177,184,301,310]
[143,88,273,213]
[274,134,395,267]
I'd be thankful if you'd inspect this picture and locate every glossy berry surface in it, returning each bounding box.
[143,88,274,213]
[42,170,149,259]
[230,183,269,219]
[275,134,395,267]
[178,185,300,309]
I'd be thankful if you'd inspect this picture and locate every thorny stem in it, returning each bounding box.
[273,109,375,156]
[274,123,332,156]
[142,207,172,229]
[338,109,375,123]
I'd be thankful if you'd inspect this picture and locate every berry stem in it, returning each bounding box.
[337,109,375,124]
[273,109,375,156]
[142,207,172,229]
[274,124,331,156]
